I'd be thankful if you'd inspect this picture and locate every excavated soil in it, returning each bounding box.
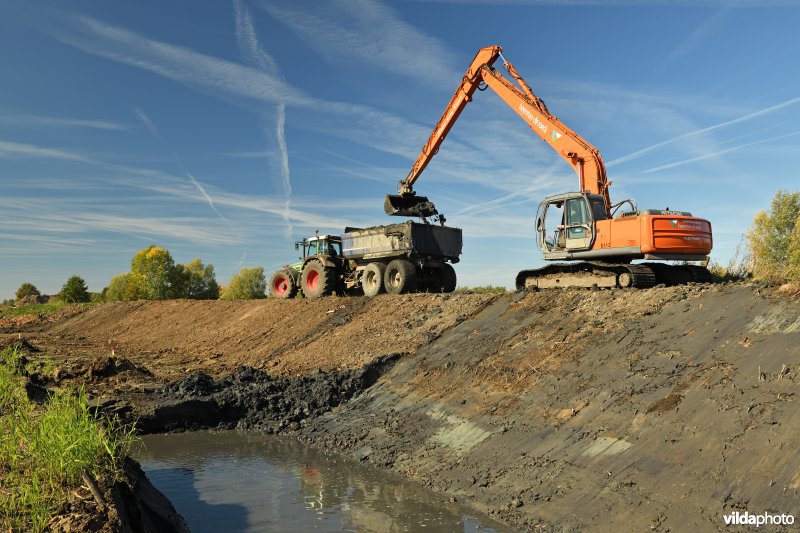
[4,284,800,531]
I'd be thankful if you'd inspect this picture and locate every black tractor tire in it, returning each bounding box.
[269,269,297,299]
[361,262,386,297]
[441,263,457,293]
[301,260,336,299]
[384,259,418,294]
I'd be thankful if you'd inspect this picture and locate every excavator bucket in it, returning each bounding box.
[384,194,439,218]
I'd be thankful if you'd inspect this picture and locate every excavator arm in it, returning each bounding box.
[386,45,612,217]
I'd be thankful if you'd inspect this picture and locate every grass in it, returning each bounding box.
[455,285,509,294]
[0,301,97,319]
[0,345,136,531]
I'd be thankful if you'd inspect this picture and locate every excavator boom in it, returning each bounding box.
[385,45,611,217]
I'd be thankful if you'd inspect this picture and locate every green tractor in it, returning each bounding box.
[269,235,344,299]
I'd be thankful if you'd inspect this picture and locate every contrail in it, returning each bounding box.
[133,108,159,137]
[608,95,800,167]
[234,0,293,240]
[644,130,800,173]
[187,172,231,225]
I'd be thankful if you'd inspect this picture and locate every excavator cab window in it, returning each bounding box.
[563,197,594,250]
[587,194,607,221]
[565,198,589,237]
[542,201,565,251]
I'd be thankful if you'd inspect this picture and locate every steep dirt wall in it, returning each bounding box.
[296,284,800,530]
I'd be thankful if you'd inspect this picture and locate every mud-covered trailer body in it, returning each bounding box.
[342,221,462,263]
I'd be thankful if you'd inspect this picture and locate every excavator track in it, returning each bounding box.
[514,262,711,290]
[515,262,657,290]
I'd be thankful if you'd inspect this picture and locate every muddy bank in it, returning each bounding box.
[5,284,800,531]
[43,454,187,533]
[136,354,399,434]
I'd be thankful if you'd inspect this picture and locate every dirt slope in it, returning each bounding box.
[4,293,496,379]
[4,284,800,530]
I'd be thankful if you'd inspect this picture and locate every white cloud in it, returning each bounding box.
[255,0,459,84]
[0,114,132,131]
[0,139,94,163]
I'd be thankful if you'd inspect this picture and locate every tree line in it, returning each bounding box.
[8,245,270,304]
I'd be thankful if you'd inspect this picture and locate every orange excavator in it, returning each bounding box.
[385,45,713,289]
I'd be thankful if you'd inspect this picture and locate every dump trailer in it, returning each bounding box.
[269,221,462,299]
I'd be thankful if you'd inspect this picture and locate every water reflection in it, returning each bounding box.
[136,431,511,533]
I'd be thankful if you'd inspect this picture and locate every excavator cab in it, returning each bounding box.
[536,192,602,257]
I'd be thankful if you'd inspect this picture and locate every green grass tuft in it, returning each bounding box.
[0,345,136,531]
[455,285,509,294]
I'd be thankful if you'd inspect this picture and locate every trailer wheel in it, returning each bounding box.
[384,259,417,294]
[441,264,457,293]
[269,270,297,299]
[362,262,386,297]
[301,260,335,299]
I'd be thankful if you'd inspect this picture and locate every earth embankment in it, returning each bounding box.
[3,284,799,531]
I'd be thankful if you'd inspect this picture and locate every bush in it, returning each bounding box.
[105,272,150,301]
[707,237,751,282]
[175,258,220,300]
[131,245,181,299]
[747,190,800,284]
[60,275,91,303]
[15,283,40,301]
[221,267,267,300]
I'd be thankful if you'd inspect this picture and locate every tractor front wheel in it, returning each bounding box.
[269,270,297,299]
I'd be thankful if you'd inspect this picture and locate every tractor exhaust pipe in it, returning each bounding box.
[384,194,439,218]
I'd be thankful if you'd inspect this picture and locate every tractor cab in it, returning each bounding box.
[294,235,342,261]
[536,192,607,258]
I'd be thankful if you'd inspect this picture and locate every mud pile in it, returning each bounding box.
[139,355,399,433]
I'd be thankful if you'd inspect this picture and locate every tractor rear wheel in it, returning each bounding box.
[362,262,386,297]
[384,259,417,294]
[301,260,335,299]
[269,270,297,299]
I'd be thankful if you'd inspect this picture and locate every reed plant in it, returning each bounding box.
[0,345,136,531]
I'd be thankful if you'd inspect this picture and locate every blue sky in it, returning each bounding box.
[2,0,800,298]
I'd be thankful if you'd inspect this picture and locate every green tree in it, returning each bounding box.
[60,275,91,303]
[15,283,40,300]
[105,272,150,301]
[747,190,800,283]
[221,267,266,300]
[130,245,180,299]
[788,217,800,281]
[175,258,220,300]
